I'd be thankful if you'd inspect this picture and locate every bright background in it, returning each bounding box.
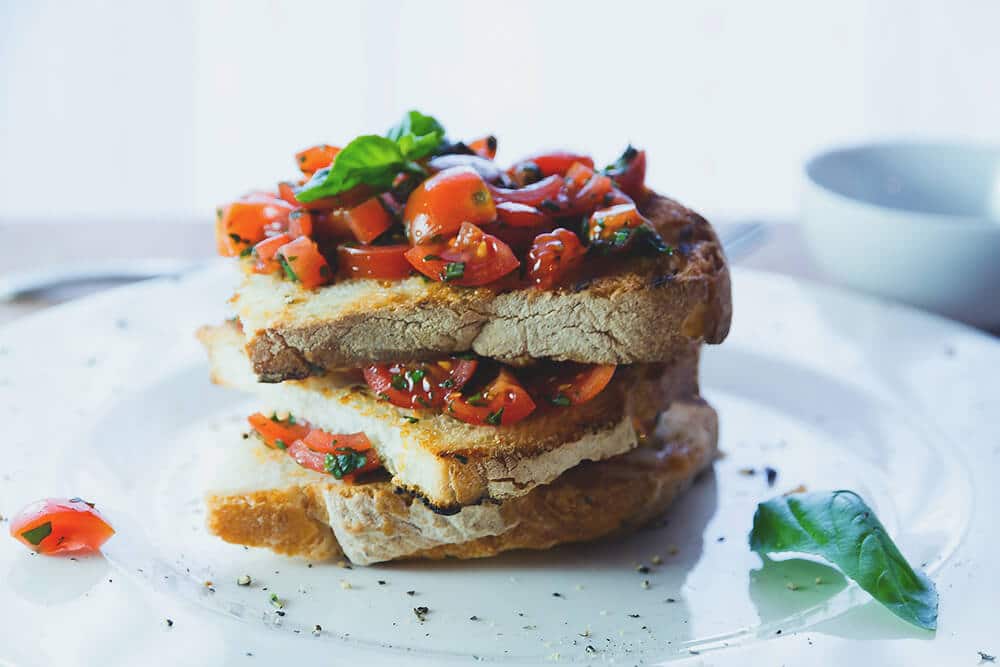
[2,0,999,224]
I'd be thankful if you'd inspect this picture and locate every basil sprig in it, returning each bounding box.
[296,110,445,203]
[749,490,938,630]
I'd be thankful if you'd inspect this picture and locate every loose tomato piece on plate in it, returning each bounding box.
[604,146,647,200]
[363,358,478,410]
[527,228,587,289]
[468,135,498,160]
[248,412,311,449]
[529,363,616,406]
[276,236,332,288]
[345,197,393,244]
[337,243,413,280]
[404,167,497,244]
[405,222,519,286]
[446,369,537,426]
[10,497,115,555]
[511,151,594,177]
[251,233,291,274]
[295,144,340,175]
[215,198,294,256]
[287,429,380,481]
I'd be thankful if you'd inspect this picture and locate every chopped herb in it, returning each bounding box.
[765,466,778,486]
[454,453,469,464]
[20,522,52,546]
[404,416,419,424]
[324,449,369,479]
[406,590,416,596]
[423,254,441,261]
[485,407,504,425]
[69,497,96,508]
[456,352,476,360]
[466,392,486,406]
[441,262,465,282]
[312,624,322,636]
[413,606,430,621]
[979,651,996,662]
[416,396,432,409]
[406,368,426,383]
[539,199,561,213]
[165,618,174,627]
[390,374,407,390]
[611,228,633,247]
[239,246,254,258]
[550,394,571,407]
[472,189,488,205]
[377,392,390,401]
[269,593,284,609]
[228,233,244,243]
[278,255,299,282]
[274,439,287,450]
[440,378,455,389]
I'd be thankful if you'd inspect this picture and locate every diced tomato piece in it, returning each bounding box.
[586,203,651,251]
[216,198,294,256]
[604,147,646,200]
[251,234,291,274]
[468,135,498,160]
[295,144,340,175]
[286,440,327,474]
[337,244,413,280]
[311,210,355,242]
[404,222,519,287]
[10,498,115,555]
[301,429,373,454]
[247,412,311,449]
[563,162,596,197]
[288,430,381,481]
[495,201,548,228]
[345,198,393,244]
[487,175,562,209]
[404,167,497,244]
[511,151,594,177]
[276,236,332,288]
[529,364,616,407]
[363,358,478,410]
[446,369,536,426]
[287,210,313,239]
[527,228,587,289]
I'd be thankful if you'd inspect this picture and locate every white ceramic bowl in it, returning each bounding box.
[802,141,1000,330]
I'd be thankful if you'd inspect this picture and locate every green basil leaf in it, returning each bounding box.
[296,135,404,202]
[749,490,938,630]
[21,521,53,546]
[324,449,369,479]
[387,110,445,160]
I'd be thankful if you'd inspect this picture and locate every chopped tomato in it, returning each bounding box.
[405,222,519,286]
[363,358,478,410]
[446,369,536,426]
[604,147,646,200]
[311,210,356,242]
[287,210,313,239]
[345,197,393,244]
[527,228,587,289]
[288,430,380,480]
[563,162,596,197]
[511,151,594,177]
[10,498,115,555]
[337,244,413,280]
[586,203,650,251]
[248,412,310,449]
[404,167,497,244]
[495,201,548,228]
[487,174,562,209]
[251,234,291,274]
[276,236,332,288]
[216,198,294,256]
[295,144,340,175]
[468,135,498,160]
[529,363,616,406]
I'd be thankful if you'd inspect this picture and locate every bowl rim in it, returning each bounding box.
[803,139,1000,228]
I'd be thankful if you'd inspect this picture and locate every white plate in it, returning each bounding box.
[1,266,997,666]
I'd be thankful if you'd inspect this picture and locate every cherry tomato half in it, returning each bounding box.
[363,358,478,410]
[404,167,497,244]
[446,369,537,426]
[405,223,519,286]
[527,228,587,289]
[337,244,413,280]
[10,498,115,555]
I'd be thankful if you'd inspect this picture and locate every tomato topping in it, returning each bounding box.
[405,222,519,286]
[363,358,478,410]
[251,233,291,274]
[511,151,594,177]
[495,201,548,228]
[295,144,340,175]
[468,135,498,160]
[345,197,393,244]
[276,236,332,288]
[446,369,536,426]
[529,363,616,406]
[604,147,646,200]
[248,412,310,449]
[337,244,413,280]
[586,203,656,252]
[216,198,294,256]
[563,162,596,197]
[286,210,313,239]
[10,498,114,555]
[404,167,497,244]
[487,174,562,209]
[287,430,380,480]
[527,228,587,289]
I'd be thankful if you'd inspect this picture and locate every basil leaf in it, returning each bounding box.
[749,490,938,630]
[324,449,369,479]
[387,110,445,160]
[21,521,53,546]
[296,135,404,202]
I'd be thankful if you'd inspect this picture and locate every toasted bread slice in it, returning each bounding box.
[235,192,731,382]
[199,321,701,509]
[205,400,718,564]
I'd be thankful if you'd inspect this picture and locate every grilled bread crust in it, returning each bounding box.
[199,321,701,508]
[206,400,718,564]
[235,192,731,382]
